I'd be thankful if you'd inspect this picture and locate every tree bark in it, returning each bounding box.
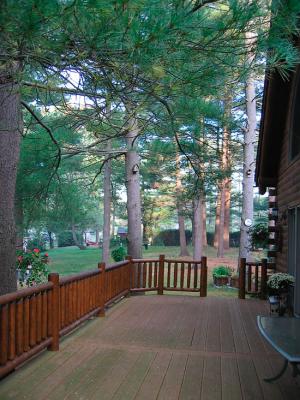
[48,231,54,249]
[193,193,203,260]
[202,194,207,247]
[15,192,23,250]
[224,180,231,250]
[214,192,221,248]
[239,32,256,260]
[176,152,190,256]
[102,142,112,264]
[71,224,86,250]
[0,65,21,294]
[217,187,225,258]
[125,115,142,258]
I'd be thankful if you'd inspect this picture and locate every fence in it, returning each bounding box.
[0,256,207,378]
[238,258,269,299]
[0,260,130,379]
[129,255,207,297]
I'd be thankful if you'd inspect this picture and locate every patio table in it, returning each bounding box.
[257,316,300,382]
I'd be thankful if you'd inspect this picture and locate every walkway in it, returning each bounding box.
[0,295,299,399]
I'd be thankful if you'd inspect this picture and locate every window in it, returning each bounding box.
[288,207,300,315]
[290,73,300,160]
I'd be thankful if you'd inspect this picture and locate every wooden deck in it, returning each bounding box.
[0,295,299,399]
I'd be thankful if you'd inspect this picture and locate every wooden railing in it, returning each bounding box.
[0,256,207,378]
[129,255,207,297]
[238,258,269,299]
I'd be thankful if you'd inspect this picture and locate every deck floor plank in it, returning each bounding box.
[1,295,299,400]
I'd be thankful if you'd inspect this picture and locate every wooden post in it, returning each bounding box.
[200,257,207,297]
[239,258,246,299]
[126,256,133,295]
[98,262,106,317]
[158,255,165,295]
[260,258,268,299]
[48,273,59,351]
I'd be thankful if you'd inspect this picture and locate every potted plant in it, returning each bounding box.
[212,266,232,287]
[267,273,294,316]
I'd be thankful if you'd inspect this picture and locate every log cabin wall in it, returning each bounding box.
[275,68,300,272]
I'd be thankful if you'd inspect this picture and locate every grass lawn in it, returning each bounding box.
[47,245,262,298]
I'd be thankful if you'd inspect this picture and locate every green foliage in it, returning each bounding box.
[16,249,49,287]
[267,273,295,294]
[153,229,192,246]
[212,266,232,278]
[111,246,127,262]
[250,223,269,250]
[58,231,76,247]
[26,234,47,252]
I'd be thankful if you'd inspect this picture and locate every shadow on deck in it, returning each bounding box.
[0,295,299,399]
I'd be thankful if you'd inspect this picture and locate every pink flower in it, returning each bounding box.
[45,253,49,257]
[33,248,40,253]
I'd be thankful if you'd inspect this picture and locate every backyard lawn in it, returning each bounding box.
[46,245,261,298]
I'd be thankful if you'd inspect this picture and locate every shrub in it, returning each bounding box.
[212,265,232,278]
[27,235,47,252]
[250,223,269,250]
[111,246,127,262]
[57,231,83,247]
[153,229,192,246]
[16,249,49,287]
[267,273,294,294]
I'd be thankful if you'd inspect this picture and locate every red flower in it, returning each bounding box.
[33,248,40,253]
[45,253,49,257]
[17,256,23,262]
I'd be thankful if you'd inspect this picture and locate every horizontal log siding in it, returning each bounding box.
[276,102,300,272]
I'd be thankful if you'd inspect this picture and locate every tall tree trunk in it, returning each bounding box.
[217,187,226,258]
[95,228,99,244]
[48,231,54,249]
[71,224,86,250]
[0,65,21,295]
[224,180,231,250]
[15,193,23,250]
[102,142,112,264]
[125,115,142,258]
[176,152,189,256]
[214,192,221,248]
[202,194,207,247]
[239,32,256,260]
[193,194,203,260]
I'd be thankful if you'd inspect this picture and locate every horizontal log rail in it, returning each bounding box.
[0,261,130,379]
[238,258,270,299]
[0,255,208,378]
[130,255,207,297]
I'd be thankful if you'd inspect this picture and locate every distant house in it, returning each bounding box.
[256,65,300,315]
[117,227,128,239]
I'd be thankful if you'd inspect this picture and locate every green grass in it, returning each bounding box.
[47,245,243,298]
[48,246,102,275]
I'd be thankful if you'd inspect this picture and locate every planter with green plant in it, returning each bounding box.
[212,266,232,287]
[267,273,295,316]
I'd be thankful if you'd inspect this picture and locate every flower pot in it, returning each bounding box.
[213,276,229,287]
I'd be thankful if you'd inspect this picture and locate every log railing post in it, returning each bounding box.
[239,258,246,299]
[158,255,165,295]
[98,262,106,317]
[48,273,59,351]
[260,258,268,299]
[200,256,207,297]
[126,256,133,293]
